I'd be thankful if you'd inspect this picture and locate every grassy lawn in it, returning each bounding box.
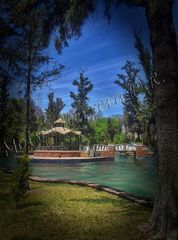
[0,171,151,240]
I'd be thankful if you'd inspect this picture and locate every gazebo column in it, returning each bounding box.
[79,136,81,150]
[53,135,55,146]
[77,136,80,150]
[69,135,72,150]
[57,135,59,147]
[39,136,42,147]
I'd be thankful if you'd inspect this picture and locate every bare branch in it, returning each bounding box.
[130,0,145,7]
[116,0,146,7]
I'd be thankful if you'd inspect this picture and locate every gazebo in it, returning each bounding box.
[39,118,81,150]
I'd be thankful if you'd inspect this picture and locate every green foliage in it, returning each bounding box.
[1,97,41,151]
[90,117,124,144]
[134,138,142,144]
[52,0,95,52]
[36,107,46,131]
[115,34,155,147]
[107,117,120,142]
[115,61,143,138]
[6,98,25,145]
[134,31,152,84]
[113,133,127,144]
[0,77,10,150]
[81,135,90,145]
[90,118,109,144]
[134,33,155,147]
[12,155,31,207]
[29,132,39,149]
[1,2,64,154]
[70,71,94,135]
[45,92,65,126]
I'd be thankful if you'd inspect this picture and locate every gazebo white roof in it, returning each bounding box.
[40,127,81,136]
[54,118,66,124]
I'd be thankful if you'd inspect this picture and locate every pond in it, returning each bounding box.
[0,153,157,199]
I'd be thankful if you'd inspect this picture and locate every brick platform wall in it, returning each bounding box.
[33,150,115,158]
[99,151,115,157]
[98,146,115,158]
[136,146,154,158]
[34,150,82,158]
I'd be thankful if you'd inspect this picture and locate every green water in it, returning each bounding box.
[0,153,157,199]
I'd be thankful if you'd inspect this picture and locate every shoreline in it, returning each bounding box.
[0,167,153,208]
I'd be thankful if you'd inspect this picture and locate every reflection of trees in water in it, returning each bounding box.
[134,158,156,171]
[87,161,115,174]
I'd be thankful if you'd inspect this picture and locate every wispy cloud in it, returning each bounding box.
[32,4,148,117]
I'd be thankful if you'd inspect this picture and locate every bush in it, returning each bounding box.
[113,133,127,144]
[134,137,143,144]
[12,155,31,207]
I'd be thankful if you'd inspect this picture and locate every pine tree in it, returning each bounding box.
[70,72,94,135]
[0,76,10,150]
[115,61,143,140]
[45,92,65,126]
[134,32,156,147]
[10,3,64,154]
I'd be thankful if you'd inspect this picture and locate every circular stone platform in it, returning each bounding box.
[29,156,114,163]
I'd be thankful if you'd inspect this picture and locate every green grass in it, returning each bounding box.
[0,171,151,240]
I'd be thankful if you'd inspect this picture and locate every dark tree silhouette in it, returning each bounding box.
[115,61,143,140]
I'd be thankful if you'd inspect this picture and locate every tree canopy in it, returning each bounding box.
[45,92,65,126]
[70,71,94,135]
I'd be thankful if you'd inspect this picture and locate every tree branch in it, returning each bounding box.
[117,0,146,7]
[130,0,145,7]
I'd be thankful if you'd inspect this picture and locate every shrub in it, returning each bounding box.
[113,133,127,144]
[12,155,31,207]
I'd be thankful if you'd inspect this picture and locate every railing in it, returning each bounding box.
[36,144,136,152]
[115,144,136,152]
[36,145,78,151]
[82,145,109,151]
[82,144,137,152]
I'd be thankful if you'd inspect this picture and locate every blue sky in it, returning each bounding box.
[32,2,178,117]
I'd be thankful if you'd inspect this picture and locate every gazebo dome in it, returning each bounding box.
[40,127,81,136]
[54,118,66,124]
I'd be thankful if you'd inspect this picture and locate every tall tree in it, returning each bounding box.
[10,2,64,154]
[70,71,94,135]
[4,98,39,151]
[134,32,156,147]
[115,61,143,140]
[116,34,155,146]
[7,98,25,146]
[107,117,121,143]
[144,2,178,238]
[113,1,178,238]
[0,1,21,150]
[45,92,65,126]
[0,76,10,150]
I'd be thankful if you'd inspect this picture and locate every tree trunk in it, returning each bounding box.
[25,29,32,156]
[145,1,178,239]
[25,80,30,155]
[25,57,31,156]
